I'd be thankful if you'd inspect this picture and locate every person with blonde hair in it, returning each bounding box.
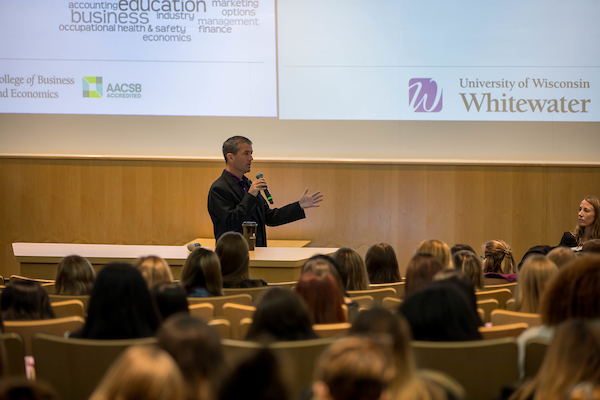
[417,240,452,270]
[55,254,96,295]
[559,195,600,247]
[483,239,517,280]
[513,255,558,314]
[181,248,224,297]
[546,246,576,269]
[452,250,484,290]
[90,345,186,400]
[134,255,173,289]
[332,247,370,291]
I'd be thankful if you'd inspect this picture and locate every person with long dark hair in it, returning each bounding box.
[181,248,224,297]
[0,281,55,321]
[216,231,266,288]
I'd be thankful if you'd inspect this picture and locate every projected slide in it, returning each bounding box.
[0,0,276,117]
[277,0,600,122]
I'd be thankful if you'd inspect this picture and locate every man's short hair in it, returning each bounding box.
[222,136,252,163]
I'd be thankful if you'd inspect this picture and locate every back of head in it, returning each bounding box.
[583,239,600,254]
[433,270,481,325]
[314,336,395,400]
[546,246,576,269]
[302,255,347,296]
[134,255,173,289]
[157,314,225,400]
[0,281,55,321]
[294,271,346,324]
[90,345,186,400]
[417,240,452,270]
[483,239,517,274]
[83,263,159,339]
[246,287,317,342]
[215,232,250,285]
[332,248,370,291]
[151,282,189,320]
[540,254,600,326]
[405,254,444,297]
[55,255,96,295]
[514,255,558,314]
[365,243,401,284]
[450,243,476,256]
[181,248,223,296]
[0,377,61,400]
[399,282,482,342]
[452,250,484,290]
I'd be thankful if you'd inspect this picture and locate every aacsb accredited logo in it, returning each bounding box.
[408,78,443,112]
[82,76,103,98]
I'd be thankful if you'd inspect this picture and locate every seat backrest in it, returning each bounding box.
[369,282,405,298]
[51,300,85,319]
[222,286,270,302]
[491,310,542,327]
[48,294,90,312]
[9,275,54,284]
[267,281,296,289]
[475,289,512,310]
[524,338,550,379]
[1,332,26,377]
[481,282,518,295]
[476,299,499,323]
[222,303,256,339]
[347,288,397,304]
[348,295,374,309]
[4,316,85,355]
[187,294,252,316]
[412,337,518,400]
[313,322,352,338]
[208,318,232,339]
[382,297,402,312]
[239,317,253,340]
[33,332,157,400]
[188,303,215,321]
[506,298,516,310]
[479,323,529,340]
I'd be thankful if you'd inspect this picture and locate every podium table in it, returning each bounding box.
[12,242,337,282]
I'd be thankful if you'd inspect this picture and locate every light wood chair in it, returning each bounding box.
[239,317,253,340]
[479,322,529,340]
[524,338,550,379]
[222,286,271,302]
[187,294,252,316]
[8,275,55,294]
[208,318,232,339]
[33,333,157,400]
[347,288,396,305]
[4,316,85,355]
[481,281,518,295]
[313,322,352,338]
[476,299,499,323]
[1,332,26,376]
[189,303,215,321]
[475,289,512,310]
[483,277,515,287]
[412,337,519,400]
[477,308,485,322]
[267,281,296,289]
[222,303,256,339]
[490,310,541,327]
[48,294,90,312]
[382,296,402,312]
[369,282,405,298]
[349,295,374,309]
[506,298,516,310]
[51,300,85,318]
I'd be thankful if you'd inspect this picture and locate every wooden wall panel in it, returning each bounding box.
[1,159,599,278]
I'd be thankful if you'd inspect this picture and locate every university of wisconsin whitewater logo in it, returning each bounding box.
[409,78,443,112]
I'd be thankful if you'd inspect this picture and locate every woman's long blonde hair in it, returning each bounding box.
[513,256,558,313]
[483,240,517,274]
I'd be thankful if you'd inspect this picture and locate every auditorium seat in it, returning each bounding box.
[187,294,252,316]
[267,281,296,289]
[481,281,517,295]
[476,299,499,323]
[382,296,402,312]
[348,295,374,309]
[1,332,26,377]
[475,289,512,310]
[188,303,215,321]
[369,281,405,298]
[491,310,541,327]
[479,323,529,340]
[222,286,270,302]
[4,316,85,355]
[50,299,85,319]
[347,288,396,305]
[313,322,351,338]
[524,338,550,379]
[49,294,90,312]
[222,303,256,339]
[208,318,232,339]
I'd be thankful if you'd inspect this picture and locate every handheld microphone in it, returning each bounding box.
[255,172,274,204]
[187,242,202,251]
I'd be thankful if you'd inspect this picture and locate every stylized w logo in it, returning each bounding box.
[409,78,443,112]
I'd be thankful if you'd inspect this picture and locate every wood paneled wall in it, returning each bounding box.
[1,158,599,278]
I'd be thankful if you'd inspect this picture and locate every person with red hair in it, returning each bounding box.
[294,271,346,324]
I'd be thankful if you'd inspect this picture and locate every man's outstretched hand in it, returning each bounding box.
[299,188,323,209]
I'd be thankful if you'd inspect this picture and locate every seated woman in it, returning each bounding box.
[294,271,346,325]
[558,195,600,248]
[365,243,402,284]
[216,231,266,288]
[151,282,189,320]
[512,255,558,314]
[55,255,96,295]
[133,255,173,289]
[417,239,452,270]
[246,287,317,342]
[181,248,223,297]
[1,281,55,321]
[452,250,484,291]
[332,247,370,291]
[69,263,159,339]
[482,239,518,283]
[404,253,444,298]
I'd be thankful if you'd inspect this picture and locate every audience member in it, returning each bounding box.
[54,255,95,295]
[0,377,61,400]
[134,255,173,289]
[558,195,600,247]
[417,239,452,270]
[294,271,346,324]
[157,314,225,400]
[365,243,402,284]
[450,243,476,256]
[0,281,55,321]
[404,254,443,298]
[433,270,483,326]
[483,239,518,279]
[546,246,576,269]
[216,231,266,288]
[513,255,558,314]
[332,247,370,291]
[69,263,159,339]
[151,282,189,320]
[245,287,317,342]
[583,239,600,254]
[452,250,484,290]
[181,248,224,297]
[89,345,186,400]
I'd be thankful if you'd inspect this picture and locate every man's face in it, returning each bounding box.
[227,142,253,176]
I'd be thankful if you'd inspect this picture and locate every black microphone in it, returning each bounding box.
[255,172,274,204]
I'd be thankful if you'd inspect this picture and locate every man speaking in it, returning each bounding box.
[207,136,323,247]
